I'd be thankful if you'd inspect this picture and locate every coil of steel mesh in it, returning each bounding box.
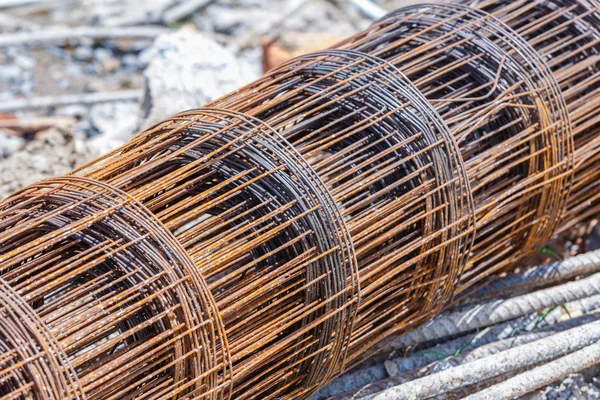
[335,3,574,295]
[451,0,600,232]
[74,108,360,399]
[211,49,475,368]
[0,176,229,400]
[1,1,597,399]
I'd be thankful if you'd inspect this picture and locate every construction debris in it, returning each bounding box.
[0,89,142,112]
[261,32,345,72]
[351,321,600,400]
[0,25,170,47]
[140,31,257,127]
[0,125,96,198]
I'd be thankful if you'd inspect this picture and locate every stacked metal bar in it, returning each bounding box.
[0,1,598,399]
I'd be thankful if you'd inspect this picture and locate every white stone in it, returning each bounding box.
[140,30,258,128]
[0,130,25,159]
[89,101,140,153]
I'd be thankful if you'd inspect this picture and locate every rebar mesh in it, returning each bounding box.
[75,109,360,399]
[335,3,574,295]
[0,0,599,399]
[453,0,600,232]
[0,177,229,400]
[210,50,475,366]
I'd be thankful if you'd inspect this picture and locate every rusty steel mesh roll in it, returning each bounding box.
[336,3,574,294]
[1,0,599,398]
[452,0,600,232]
[0,279,83,400]
[74,108,359,399]
[210,49,475,366]
[0,176,229,400]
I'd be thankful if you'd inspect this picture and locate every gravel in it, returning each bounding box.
[544,374,600,400]
[0,126,97,200]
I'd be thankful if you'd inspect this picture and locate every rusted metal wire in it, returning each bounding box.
[0,177,230,400]
[0,1,599,399]
[79,109,360,399]
[313,313,541,400]
[316,251,600,400]
[335,3,574,296]
[453,0,600,233]
[210,49,475,367]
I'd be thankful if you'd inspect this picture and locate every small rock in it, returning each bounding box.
[20,79,34,96]
[587,224,600,251]
[383,360,399,377]
[0,130,25,159]
[47,45,69,59]
[89,101,140,152]
[137,47,153,69]
[59,79,71,89]
[85,79,108,93]
[140,31,258,128]
[121,54,140,71]
[64,63,83,77]
[73,120,93,138]
[94,47,111,61]
[119,75,142,89]
[130,40,151,53]
[101,57,121,73]
[94,48,121,73]
[82,0,172,26]
[73,45,94,62]
[208,6,278,35]
[544,373,598,400]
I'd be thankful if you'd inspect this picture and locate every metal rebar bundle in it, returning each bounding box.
[0,1,599,399]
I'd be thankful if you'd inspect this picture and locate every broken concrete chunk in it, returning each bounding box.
[140,30,258,128]
[88,101,139,152]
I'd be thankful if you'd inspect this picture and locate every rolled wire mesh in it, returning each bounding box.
[73,109,359,400]
[452,0,600,232]
[0,176,229,400]
[1,1,599,399]
[209,50,475,366]
[0,279,83,400]
[335,3,574,293]
[0,108,363,399]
